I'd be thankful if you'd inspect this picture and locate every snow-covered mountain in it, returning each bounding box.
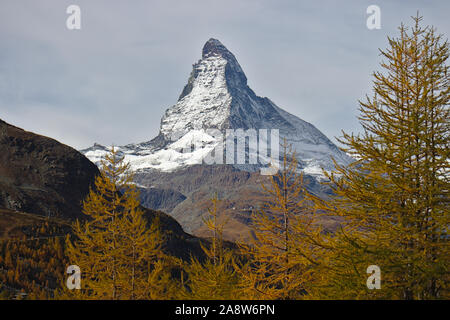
[82,38,352,177]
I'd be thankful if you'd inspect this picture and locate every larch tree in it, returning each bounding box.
[118,189,174,300]
[236,141,320,299]
[310,16,449,299]
[65,147,172,300]
[183,195,241,300]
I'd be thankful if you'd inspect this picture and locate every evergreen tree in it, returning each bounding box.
[66,147,172,299]
[236,141,319,299]
[310,16,449,299]
[184,195,241,299]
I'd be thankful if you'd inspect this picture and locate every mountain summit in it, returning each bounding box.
[82,38,352,176]
[81,38,352,238]
[202,38,230,55]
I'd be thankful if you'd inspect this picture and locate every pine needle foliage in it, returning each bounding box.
[310,15,449,299]
[236,140,322,299]
[65,147,174,299]
[183,195,241,299]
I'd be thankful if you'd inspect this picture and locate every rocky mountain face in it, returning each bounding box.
[138,187,186,213]
[83,38,352,175]
[0,119,99,220]
[0,119,204,258]
[82,39,352,240]
[133,164,340,242]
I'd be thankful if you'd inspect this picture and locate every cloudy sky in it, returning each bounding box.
[0,0,449,149]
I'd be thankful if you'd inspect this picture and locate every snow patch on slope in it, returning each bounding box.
[84,130,220,173]
[160,55,232,139]
[82,38,353,178]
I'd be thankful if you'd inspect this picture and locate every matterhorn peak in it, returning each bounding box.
[82,39,353,177]
[201,38,241,66]
[202,38,229,58]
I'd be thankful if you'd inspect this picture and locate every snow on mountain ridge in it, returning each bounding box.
[81,38,353,176]
[160,54,232,138]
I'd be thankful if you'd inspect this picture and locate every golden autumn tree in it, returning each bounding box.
[310,16,449,299]
[183,195,241,299]
[119,199,175,300]
[65,147,173,300]
[235,140,322,299]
